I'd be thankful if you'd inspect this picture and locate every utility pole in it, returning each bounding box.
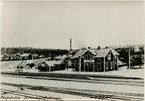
[70,38,72,52]
[103,57,105,72]
[79,56,81,72]
[79,41,81,72]
[128,50,131,69]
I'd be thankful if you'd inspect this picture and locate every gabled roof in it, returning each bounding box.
[72,49,86,58]
[87,49,97,55]
[72,48,119,58]
[110,48,119,56]
[43,60,63,67]
[72,49,96,58]
[32,53,39,57]
[1,54,8,57]
[55,55,67,59]
[21,53,31,57]
[95,49,110,58]
[39,55,45,58]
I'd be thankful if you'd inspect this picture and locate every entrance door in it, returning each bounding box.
[89,63,93,71]
[84,63,94,71]
[97,63,101,71]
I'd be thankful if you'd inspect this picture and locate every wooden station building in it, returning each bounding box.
[72,47,119,72]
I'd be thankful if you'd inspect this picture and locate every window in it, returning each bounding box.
[107,54,111,60]
[88,54,90,60]
[106,63,109,70]
[84,54,87,60]
[106,63,109,68]
[84,53,93,60]
[110,62,113,69]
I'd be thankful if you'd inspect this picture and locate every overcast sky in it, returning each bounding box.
[1,1,145,49]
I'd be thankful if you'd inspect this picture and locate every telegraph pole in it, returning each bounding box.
[70,38,72,52]
[103,57,105,72]
[128,50,131,69]
[79,41,81,72]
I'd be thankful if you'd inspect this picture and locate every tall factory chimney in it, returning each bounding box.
[70,38,72,51]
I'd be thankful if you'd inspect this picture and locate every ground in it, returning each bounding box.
[53,66,144,79]
[1,60,144,79]
[1,60,144,100]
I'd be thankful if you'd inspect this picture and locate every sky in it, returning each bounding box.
[1,1,145,49]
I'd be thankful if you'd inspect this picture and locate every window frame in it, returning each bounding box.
[107,54,112,60]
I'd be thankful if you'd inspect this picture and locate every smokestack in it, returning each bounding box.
[70,38,72,51]
[98,46,101,50]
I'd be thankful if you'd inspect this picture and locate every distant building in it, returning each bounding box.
[8,54,15,60]
[15,54,21,60]
[38,60,65,71]
[39,55,46,58]
[1,54,8,60]
[1,53,21,60]
[55,55,67,60]
[21,53,32,60]
[32,53,39,59]
[72,47,119,72]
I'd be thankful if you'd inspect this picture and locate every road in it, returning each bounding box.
[1,74,144,101]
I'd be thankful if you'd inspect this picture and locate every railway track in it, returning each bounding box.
[1,88,62,100]
[2,74,144,87]
[2,71,143,80]
[1,82,144,101]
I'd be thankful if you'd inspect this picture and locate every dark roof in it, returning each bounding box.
[73,48,119,58]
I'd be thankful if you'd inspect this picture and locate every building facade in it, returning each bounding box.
[72,47,119,72]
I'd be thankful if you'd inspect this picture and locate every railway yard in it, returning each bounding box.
[1,71,144,101]
[1,60,144,101]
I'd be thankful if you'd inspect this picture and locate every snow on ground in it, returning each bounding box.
[1,85,94,100]
[53,66,144,79]
[1,76,144,94]
[1,60,144,79]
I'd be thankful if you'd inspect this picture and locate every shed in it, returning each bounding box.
[21,53,32,60]
[32,53,39,59]
[38,60,65,72]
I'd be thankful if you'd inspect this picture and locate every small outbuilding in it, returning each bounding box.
[39,55,46,58]
[38,60,65,72]
[32,53,39,59]
[21,53,32,60]
[1,54,8,60]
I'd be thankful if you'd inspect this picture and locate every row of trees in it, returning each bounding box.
[1,45,144,66]
[114,45,144,66]
[1,47,69,58]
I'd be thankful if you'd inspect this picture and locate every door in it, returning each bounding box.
[97,63,101,71]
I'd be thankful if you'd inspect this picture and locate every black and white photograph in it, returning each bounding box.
[0,0,144,101]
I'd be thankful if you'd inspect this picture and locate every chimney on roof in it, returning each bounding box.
[105,46,108,49]
[98,46,101,50]
[88,47,91,49]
